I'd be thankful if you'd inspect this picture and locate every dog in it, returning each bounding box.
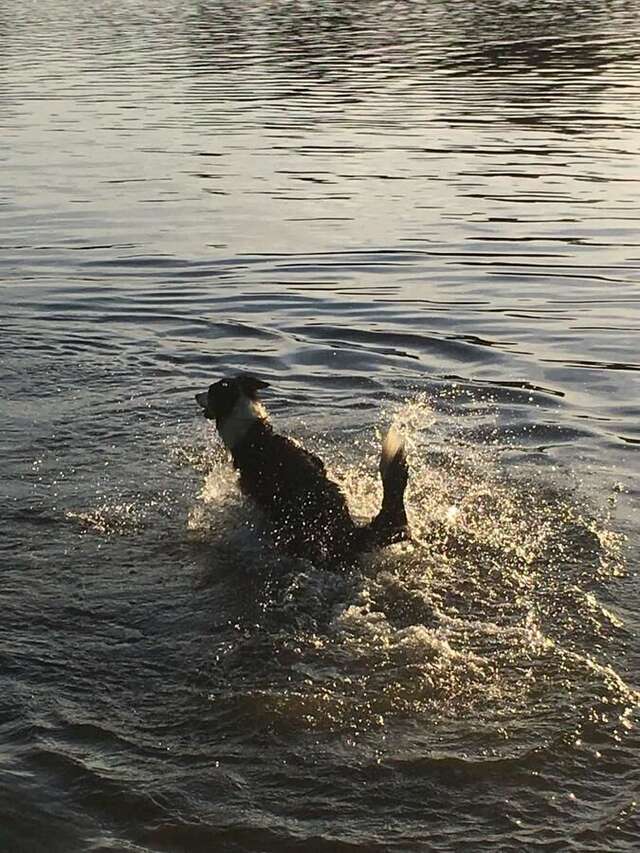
[195,375,410,562]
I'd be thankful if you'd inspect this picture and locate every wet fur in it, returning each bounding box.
[196,376,410,562]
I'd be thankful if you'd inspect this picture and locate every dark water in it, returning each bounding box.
[2,0,640,850]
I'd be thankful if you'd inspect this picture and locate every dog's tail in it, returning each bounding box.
[364,426,410,548]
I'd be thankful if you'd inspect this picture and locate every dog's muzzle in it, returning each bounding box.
[195,392,213,418]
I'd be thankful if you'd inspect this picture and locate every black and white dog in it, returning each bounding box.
[195,375,410,562]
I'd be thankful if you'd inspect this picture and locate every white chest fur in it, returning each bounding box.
[218,396,267,450]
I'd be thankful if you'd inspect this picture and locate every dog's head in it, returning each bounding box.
[195,375,269,448]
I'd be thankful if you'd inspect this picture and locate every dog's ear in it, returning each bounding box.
[238,375,269,397]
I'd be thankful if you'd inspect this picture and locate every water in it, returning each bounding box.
[2,0,640,850]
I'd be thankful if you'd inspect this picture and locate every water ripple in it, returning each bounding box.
[2,0,640,850]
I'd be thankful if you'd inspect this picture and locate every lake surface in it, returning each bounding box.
[2,0,640,850]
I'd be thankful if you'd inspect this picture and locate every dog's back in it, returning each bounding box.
[232,421,358,560]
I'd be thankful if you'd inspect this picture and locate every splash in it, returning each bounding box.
[66,501,147,535]
[188,393,637,743]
